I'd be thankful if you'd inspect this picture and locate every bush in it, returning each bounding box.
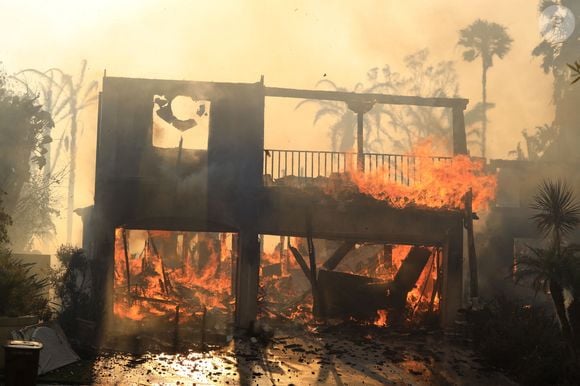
[50,245,95,334]
[0,248,50,319]
[467,294,577,385]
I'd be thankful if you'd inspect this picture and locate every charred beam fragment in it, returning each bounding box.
[389,246,432,310]
[265,86,469,109]
[317,269,388,319]
[322,241,356,271]
[307,235,319,316]
[173,305,180,353]
[288,239,312,284]
[428,249,442,314]
[316,246,431,320]
[464,189,478,302]
[122,228,132,298]
[148,231,173,295]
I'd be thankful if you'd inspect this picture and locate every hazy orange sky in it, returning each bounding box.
[0,0,556,249]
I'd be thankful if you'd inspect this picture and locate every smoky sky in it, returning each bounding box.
[0,0,555,250]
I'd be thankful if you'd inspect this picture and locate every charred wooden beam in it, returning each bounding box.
[122,228,131,298]
[173,305,180,353]
[464,189,478,302]
[265,86,469,109]
[383,244,393,268]
[130,294,177,305]
[317,269,388,319]
[201,306,207,352]
[428,249,442,314]
[389,246,432,310]
[288,239,312,284]
[307,235,319,316]
[148,231,173,294]
[317,246,431,320]
[322,241,356,271]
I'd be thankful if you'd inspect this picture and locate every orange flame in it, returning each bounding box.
[113,229,235,322]
[374,309,388,327]
[350,139,497,211]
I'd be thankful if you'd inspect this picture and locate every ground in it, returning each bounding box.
[22,323,517,386]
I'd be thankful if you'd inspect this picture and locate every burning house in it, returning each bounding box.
[87,75,496,343]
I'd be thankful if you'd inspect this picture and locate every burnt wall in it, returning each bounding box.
[94,77,264,230]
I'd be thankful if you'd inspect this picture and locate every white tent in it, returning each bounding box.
[12,322,80,375]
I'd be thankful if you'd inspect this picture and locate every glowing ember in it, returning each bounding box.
[349,139,497,211]
[374,309,388,327]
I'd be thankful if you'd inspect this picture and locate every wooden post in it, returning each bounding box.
[357,112,364,171]
[173,305,180,353]
[201,306,207,352]
[452,105,468,155]
[383,244,393,268]
[235,231,260,329]
[464,189,479,302]
[307,235,319,317]
[346,99,374,172]
[121,228,131,298]
[231,233,239,297]
[441,220,464,328]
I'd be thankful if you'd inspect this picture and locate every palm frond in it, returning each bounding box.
[313,107,342,126]
[530,180,580,239]
[568,60,580,85]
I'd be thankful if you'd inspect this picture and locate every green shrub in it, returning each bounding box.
[0,248,50,318]
[467,294,577,385]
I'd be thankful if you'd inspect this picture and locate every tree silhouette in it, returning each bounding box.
[532,1,580,162]
[0,71,54,215]
[295,79,375,152]
[12,61,98,244]
[514,180,580,358]
[297,49,460,154]
[458,19,512,157]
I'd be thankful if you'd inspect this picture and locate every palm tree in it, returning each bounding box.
[458,19,512,157]
[297,50,460,154]
[295,79,375,153]
[12,61,98,244]
[515,180,580,356]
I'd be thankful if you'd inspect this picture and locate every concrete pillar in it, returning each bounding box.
[235,230,260,329]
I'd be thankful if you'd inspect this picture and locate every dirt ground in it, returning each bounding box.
[27,322,518,386]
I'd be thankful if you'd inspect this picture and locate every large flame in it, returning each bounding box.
[350,139,497,211]
[114,228,235,323]
[259,237,441,326]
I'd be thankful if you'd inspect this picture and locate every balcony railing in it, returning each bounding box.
[263,149,452,186]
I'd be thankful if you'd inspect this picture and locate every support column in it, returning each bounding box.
[452,104,468,155]
[357,112,364,171]
[347,99,375,171]
[235,230,260,329]
[441,220,464,328]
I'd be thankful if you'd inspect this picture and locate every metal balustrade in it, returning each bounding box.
[263,149,452,186]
